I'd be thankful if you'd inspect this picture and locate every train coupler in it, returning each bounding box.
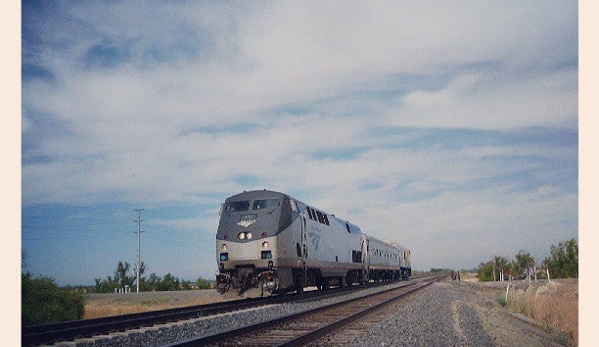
[258,270,279,296]
[216,273,231,294]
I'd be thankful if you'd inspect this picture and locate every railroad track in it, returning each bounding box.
[165,275,444,347]
[22,278,415,346]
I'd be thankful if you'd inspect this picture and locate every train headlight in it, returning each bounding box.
[246,232,253,239]
[238,232,246,240]
[262,241,269,249]
[221,244,227,251]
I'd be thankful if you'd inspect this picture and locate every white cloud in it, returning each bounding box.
[22,2,577,281]
[389,68,577,130]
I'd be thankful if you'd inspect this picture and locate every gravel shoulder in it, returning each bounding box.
[76,279,574,347]
[350,280,566,347]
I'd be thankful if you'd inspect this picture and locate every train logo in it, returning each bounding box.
[237,220,256,228]
[308,231,321,252]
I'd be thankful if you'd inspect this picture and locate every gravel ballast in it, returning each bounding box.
[56,283,406,347]
[55,280,565,347]
[349,281,563,347]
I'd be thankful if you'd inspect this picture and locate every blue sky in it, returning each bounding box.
[21,1,578,286]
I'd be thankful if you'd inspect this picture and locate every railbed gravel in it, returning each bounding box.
[348,281,563,347]
[55,283,406,347]
[55,281,563,347]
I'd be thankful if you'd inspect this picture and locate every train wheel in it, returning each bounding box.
[316,277,324,291]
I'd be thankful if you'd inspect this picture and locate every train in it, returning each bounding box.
[215,190,411,295]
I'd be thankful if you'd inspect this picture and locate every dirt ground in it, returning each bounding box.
[84,289,236,319]
[457,274,578,346]
[84,275,578,346]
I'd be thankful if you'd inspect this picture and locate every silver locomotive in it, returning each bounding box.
[215,190,411,295]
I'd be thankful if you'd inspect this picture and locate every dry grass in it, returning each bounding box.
[504,279,578,346]
[83,291,236,319]
[85,302,174,319]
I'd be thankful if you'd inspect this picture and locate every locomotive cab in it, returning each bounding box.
[215,190,292,295]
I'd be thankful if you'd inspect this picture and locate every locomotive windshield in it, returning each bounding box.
[253,199,280,210]
[225,200,250,212]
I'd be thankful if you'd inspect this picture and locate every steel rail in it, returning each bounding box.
[163,275,444,347]
[274,279,440,347]
[22,278,406,346]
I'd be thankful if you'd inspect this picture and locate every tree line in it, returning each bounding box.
[22,259,213,326]
[93,261,212,293]
[22,238,577,325]
[476,238,578,281]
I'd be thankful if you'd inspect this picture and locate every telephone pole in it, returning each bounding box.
[134,209,145,293]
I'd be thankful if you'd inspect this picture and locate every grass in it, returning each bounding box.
[85,302,172,319]
[83,291,236,319]
[501,279,578,346]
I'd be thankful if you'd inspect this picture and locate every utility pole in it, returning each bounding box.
[134,208,145,293]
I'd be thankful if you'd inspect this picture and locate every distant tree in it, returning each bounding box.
[543,238,578,278]
[94,276,117,293]
[22,273,85,325]
[142,273,161,291]
[475,256,509,282]
[94,262,211,292]
[94,261,144,293]
[195,277,211,290]
[476,261,495,281]
[180,280,193,290]
[512,250,535,278]
[492,256,511,281]
[158,273,180,291]
[114,261,134,288]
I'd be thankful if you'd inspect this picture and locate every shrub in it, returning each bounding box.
[476,261,494,281]
[495,291,507,307]
[22,273,85,326]
[543,238,578,279]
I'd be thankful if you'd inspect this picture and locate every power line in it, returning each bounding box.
[144,231,199,250]
[23,231,131,241]
[22,202,124,210]
[22,215,129,223]
[22,225,128,232]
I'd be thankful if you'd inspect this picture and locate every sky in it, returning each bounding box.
[21,1,578,286]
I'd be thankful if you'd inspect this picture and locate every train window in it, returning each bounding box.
[225,201,250,212]
[316,211,325,224]
[352,250,362,263]
[253,199,280,210]
[345,223,350,233]
[323,214,330,226]
[306,207,314,220]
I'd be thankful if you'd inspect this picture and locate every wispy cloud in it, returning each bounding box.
[22,1,577,284]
